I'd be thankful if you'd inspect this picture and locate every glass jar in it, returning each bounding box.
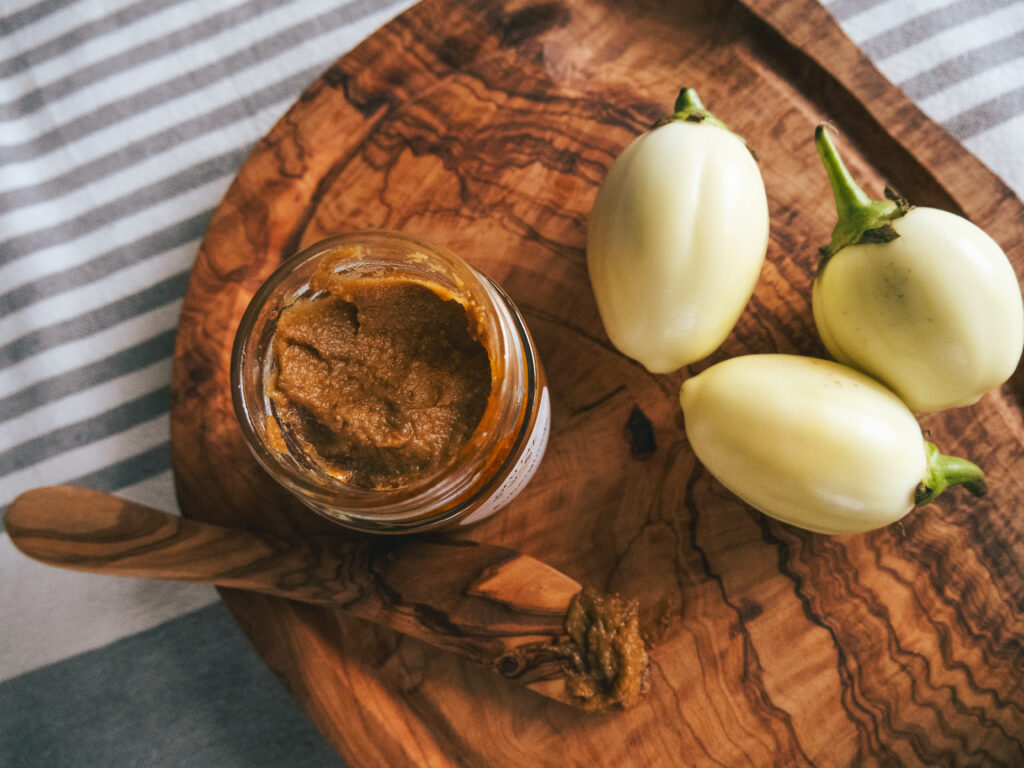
[231,231,550,533]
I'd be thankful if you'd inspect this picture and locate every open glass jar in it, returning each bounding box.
[231,231,549,533]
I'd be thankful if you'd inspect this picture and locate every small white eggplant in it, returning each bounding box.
[811,125,1024,412]
[680,355,986,535]
[587,89,769,374]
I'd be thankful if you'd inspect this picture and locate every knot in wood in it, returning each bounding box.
[497,654,522,677]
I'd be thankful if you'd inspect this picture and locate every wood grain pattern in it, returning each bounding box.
[6,486,589,707]
[169,0,1024,764]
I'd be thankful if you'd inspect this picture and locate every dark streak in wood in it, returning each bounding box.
[687,468,816,766]
[571,384,625,415]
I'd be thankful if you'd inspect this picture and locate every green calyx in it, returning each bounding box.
[815,124,910,265]
[667,88,730,132]
[914,441,988,506]
[655,88,755,159]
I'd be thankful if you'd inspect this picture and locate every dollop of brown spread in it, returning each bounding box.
[562,588,650,711]
[267,266,491,490]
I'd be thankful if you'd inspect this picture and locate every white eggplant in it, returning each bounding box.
[811,125,1024,412]
[587,89,769,374]
[680,355,987,535]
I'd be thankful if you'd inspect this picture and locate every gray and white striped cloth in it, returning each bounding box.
[1,0,1022,765]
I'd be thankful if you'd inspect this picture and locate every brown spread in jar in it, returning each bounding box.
[266,258,492,490]
[561,588,650,711]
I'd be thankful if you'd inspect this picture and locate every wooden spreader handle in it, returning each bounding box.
[7,486,589,707]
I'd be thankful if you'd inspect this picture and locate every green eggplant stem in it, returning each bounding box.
[668,87,730,133]
[914,441,988,506]
[815,124,906,262]
[673,88,706,115]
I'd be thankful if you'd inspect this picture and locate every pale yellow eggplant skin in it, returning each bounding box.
[587,120,769,374]
[680,355,927,534]
[813,207,1024,413]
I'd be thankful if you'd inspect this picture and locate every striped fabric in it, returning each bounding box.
[0,0,1022,765]
[828,0,1024,194]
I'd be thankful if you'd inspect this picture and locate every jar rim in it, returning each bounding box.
[230,230,538,532]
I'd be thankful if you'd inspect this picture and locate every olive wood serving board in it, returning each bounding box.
[169,0,1024,765]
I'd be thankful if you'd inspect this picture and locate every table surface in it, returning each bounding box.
[2,0,1023,765]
